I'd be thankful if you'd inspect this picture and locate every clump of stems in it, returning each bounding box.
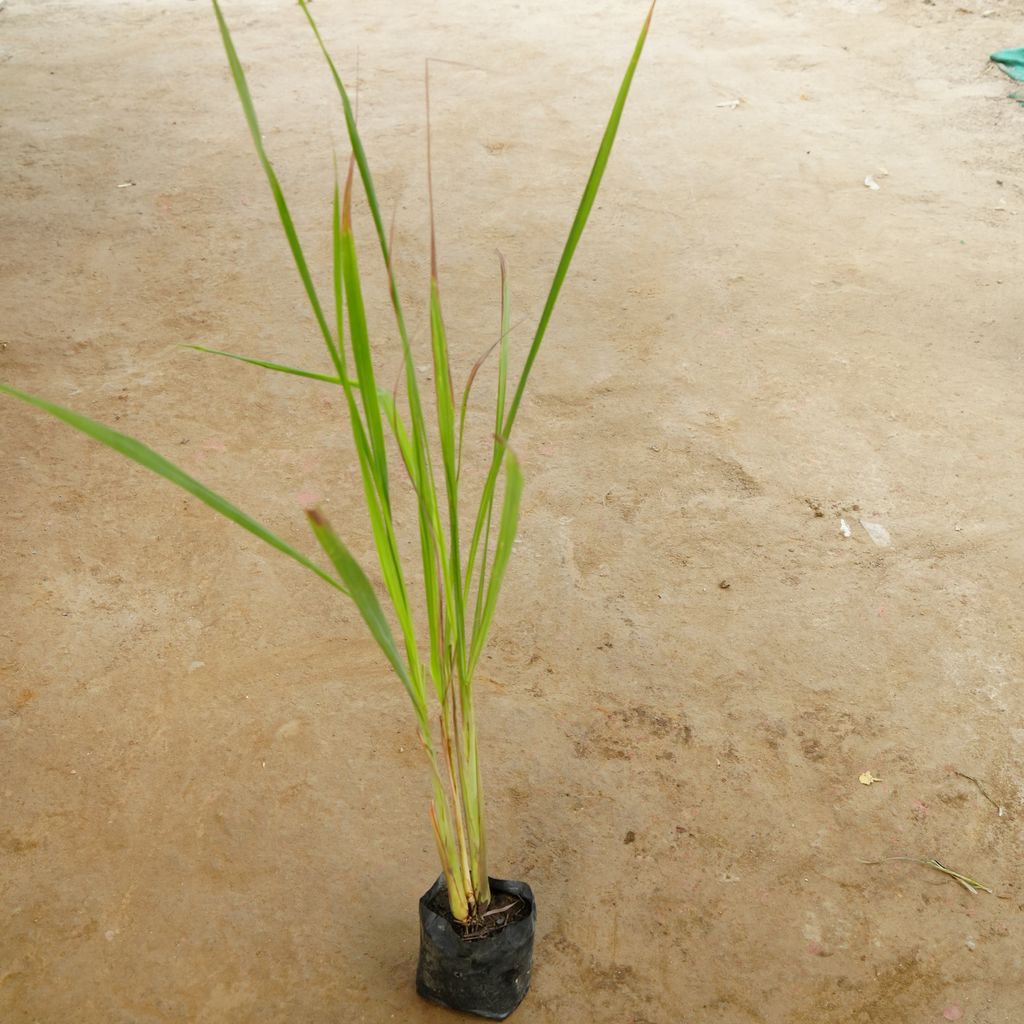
[0,0,653,923]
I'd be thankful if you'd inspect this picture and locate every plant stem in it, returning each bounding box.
[443,675,478,916]
[459,683,490,909]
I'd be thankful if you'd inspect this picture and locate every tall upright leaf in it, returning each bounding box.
[464,0,654,599]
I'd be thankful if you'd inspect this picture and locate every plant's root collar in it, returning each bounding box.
[429,890,529,941]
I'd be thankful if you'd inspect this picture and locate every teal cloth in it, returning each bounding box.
[991,47,1024,81]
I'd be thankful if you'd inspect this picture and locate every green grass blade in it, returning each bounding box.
[340,162,391,503]
[297,0,438,530]
[298,3,449,669]
[187,344,418,479]
[0,381,346,595]
[211,0,343,381]
[424,64,467,678]
[332,157,346,372]
[468,255,512,628]
[332,387,419,691]
[425,63,455,477]
[496,254,512,442]
[306,507,418,700]
[328,166,420,684]
[457,342,495,480]
[430,282,458,493]
[468,447,523,676]
[298,0,391,278]
[430,277,466,666]
[456,255,511,482]
[187,345,341,384]
[502,1,654,437]
[464,2,654,610]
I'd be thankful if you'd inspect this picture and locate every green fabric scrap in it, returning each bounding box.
[991,47,1024,82]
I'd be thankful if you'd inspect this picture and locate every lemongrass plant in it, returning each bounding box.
[1,0,653,924]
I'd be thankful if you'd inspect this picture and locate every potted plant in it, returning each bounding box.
[1,1,653,1017]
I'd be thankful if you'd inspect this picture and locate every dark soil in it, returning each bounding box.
[429,888,530,942]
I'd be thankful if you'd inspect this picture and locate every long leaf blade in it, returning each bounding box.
[468,446,524,675]
[211,0,343,381]
[467,254,513,623]
[340,161,390,501]
[464,1,654,606]
[187,345,341,384]
[297,0,439,531]
[297,0,390,274]
[188,344,418,478]
[306,508,416,698]
[503,0,655,437]
[0,381,346,594]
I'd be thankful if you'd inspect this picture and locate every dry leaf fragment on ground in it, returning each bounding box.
[859,771,881,785]
[954,770,1006,816]
[860,856,993,895]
